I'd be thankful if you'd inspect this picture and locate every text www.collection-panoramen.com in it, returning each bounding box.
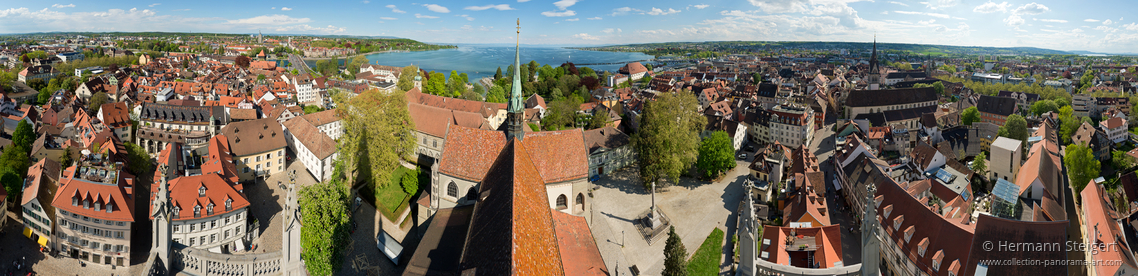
[977,258,1124,267]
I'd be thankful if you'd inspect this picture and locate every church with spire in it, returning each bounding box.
[867,36,882,90]
[402,19,609,276]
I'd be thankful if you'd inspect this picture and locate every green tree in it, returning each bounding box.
[1065,143,1100,196]
[494,67,503,80]
[0,166,22,210]
[124,142,152,175]
[486,86,507,103]
[1114,150,1135,171]
[401,169,419,195]
[337,89,417,187]
[426,72,447,96]
[1059,106,1080,145]
[447,70,464,97]
[633,91,706,187]
[397,66,419,91]
[961,106,980,126]
[932,81,946,96]
[1030,99,1059,116]
[587,112,608,130]
[696,131,736,179]
[0,145,30,176]
[299,181,352,276]
[346,55,369,76]
[88,92,109,114]
[752,72,762,83]
[11,120,34,151]
[542,98,582,130]
[257,74,266,82]
[60,145,73,167]
[550,88,563,101]
[662,226,689,276]
[971,152,988,176]
[998,114,1028,142]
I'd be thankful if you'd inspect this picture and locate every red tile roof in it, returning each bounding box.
[876,170,975,276]
[282,117,337,159]
[51,165,136,222]
[518,129,589,183]
[1080,180,1138,276]
[221,118,287,156]
[1102,116,1126,129]
[98,102,131,129]
[22,158,61,205]
[760,225,844,268]
[438,125,507,182]
[202,135,240,184]
[460,140,565,275]
[551,210,609,276]
[153,173,250,221]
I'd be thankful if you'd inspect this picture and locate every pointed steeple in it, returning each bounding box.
[860,182,881,276]
[506,18,526,141]
[869,35,879,72]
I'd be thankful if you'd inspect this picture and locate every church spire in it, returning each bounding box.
[506,18,526,141]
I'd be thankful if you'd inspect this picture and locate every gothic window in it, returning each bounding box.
[447,182,458,198]
[467,187,478,201]
[556,195,568,209]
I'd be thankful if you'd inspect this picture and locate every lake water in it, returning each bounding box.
[356,45,655,81]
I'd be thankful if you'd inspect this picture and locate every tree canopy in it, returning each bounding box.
[633,91,707,187]
[696,131,736,179]
[299,180,352,276]
[124,142,152,175]
[1065,143,1100,196]
[1030,99,1059,116]
[662,226,689,276]
[336,89,417,187]
[11,120,34,151]
[88,92,109,114]
[397,66,419,91]
[998,114,1028,143]
[961,106,980,126]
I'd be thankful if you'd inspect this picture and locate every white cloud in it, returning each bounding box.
[227,14,311,25]
[1123,23,1138,31]
[602,28,621,34]
[422,4,450,13]
[888,1,908,7]
[414,14,439,19]
[1011,2,1048,15]
[587,16,601,20]
[172,9,189,11]
[572,33,600,40]
[1004,14,1024,26]
[464,4,514,11]
[149,3,161,7]
[380,17,397,20]
[362,0,370,3]
[271,7,275,9]
[281,7,292,11]
[647,8,681,16]
[894,11,949,19]
[272,24,346,34]
[692,4,709,9]
[1085,19,1099,22]
[542,10,576,17]
[611,7,642,16]
[1103,19,1114,25]
[51,4,75,8]
[518,0,530,2]
[972,1,1010,13]
[747,0,809,14]
[919,19,936,25]
[1038,19,1067,23]
[386,5,406,13]
[459,14,474,21]
[923,0,961,10]
[553,0,578,10]
[566,18,579,21]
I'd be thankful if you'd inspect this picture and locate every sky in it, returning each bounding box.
[2,0,1138,53]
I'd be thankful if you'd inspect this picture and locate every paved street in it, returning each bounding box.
[335,202,401,276]
[244,160,318,254]
[589,161,747,276]
[811,123,864,264]
[0,213,137,276]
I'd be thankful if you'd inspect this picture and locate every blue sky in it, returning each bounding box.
[2,0,1138,53]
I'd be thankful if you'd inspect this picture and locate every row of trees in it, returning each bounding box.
[1,120,37,210]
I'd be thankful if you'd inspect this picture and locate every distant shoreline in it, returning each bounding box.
[298,48,454,61]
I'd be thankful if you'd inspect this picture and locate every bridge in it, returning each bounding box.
[287,54,313,74]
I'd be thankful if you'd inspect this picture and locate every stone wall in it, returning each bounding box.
[753,258,862,276]
[170,244,286,276]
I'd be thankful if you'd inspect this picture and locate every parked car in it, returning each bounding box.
[739,153,748,160]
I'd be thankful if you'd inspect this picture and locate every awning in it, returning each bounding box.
[22,227,31,238]
[37,236,48,247]
[832,178,842,191]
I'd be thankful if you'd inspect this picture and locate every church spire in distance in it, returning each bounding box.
[506,18,525,141]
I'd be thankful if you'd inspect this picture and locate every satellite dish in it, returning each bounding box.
[81,149,92,155]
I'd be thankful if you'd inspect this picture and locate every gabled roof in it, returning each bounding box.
[459,140,565,276]
[22,158,61,205]
[551,210,609,276]
[876,168,976,276]
[153,173,250,221]
[220,118,287,156]
[282,117,337,159]
[581,126,630,154]
[845,87,937,107]
[51,165,136,222]
[976,95,1018,116]
[1078,180,1137,276]
[438,125,587,184]
[965,214,1068,276]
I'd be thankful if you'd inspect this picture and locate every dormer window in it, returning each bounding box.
[106,202,113,213]
[207,203,215,215]
[73,197,78,206]
[84,199,90,209]
[225,198,232,211]
[893,215,904,230]
[193,205,201,218]
[94,202,101,212]
[173,206,181,218]
[199,186,206,197]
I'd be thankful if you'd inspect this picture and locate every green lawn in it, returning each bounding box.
[375,167,413,220]
[688,228,725,276]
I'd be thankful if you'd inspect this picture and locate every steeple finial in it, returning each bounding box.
[506,18,526,141]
